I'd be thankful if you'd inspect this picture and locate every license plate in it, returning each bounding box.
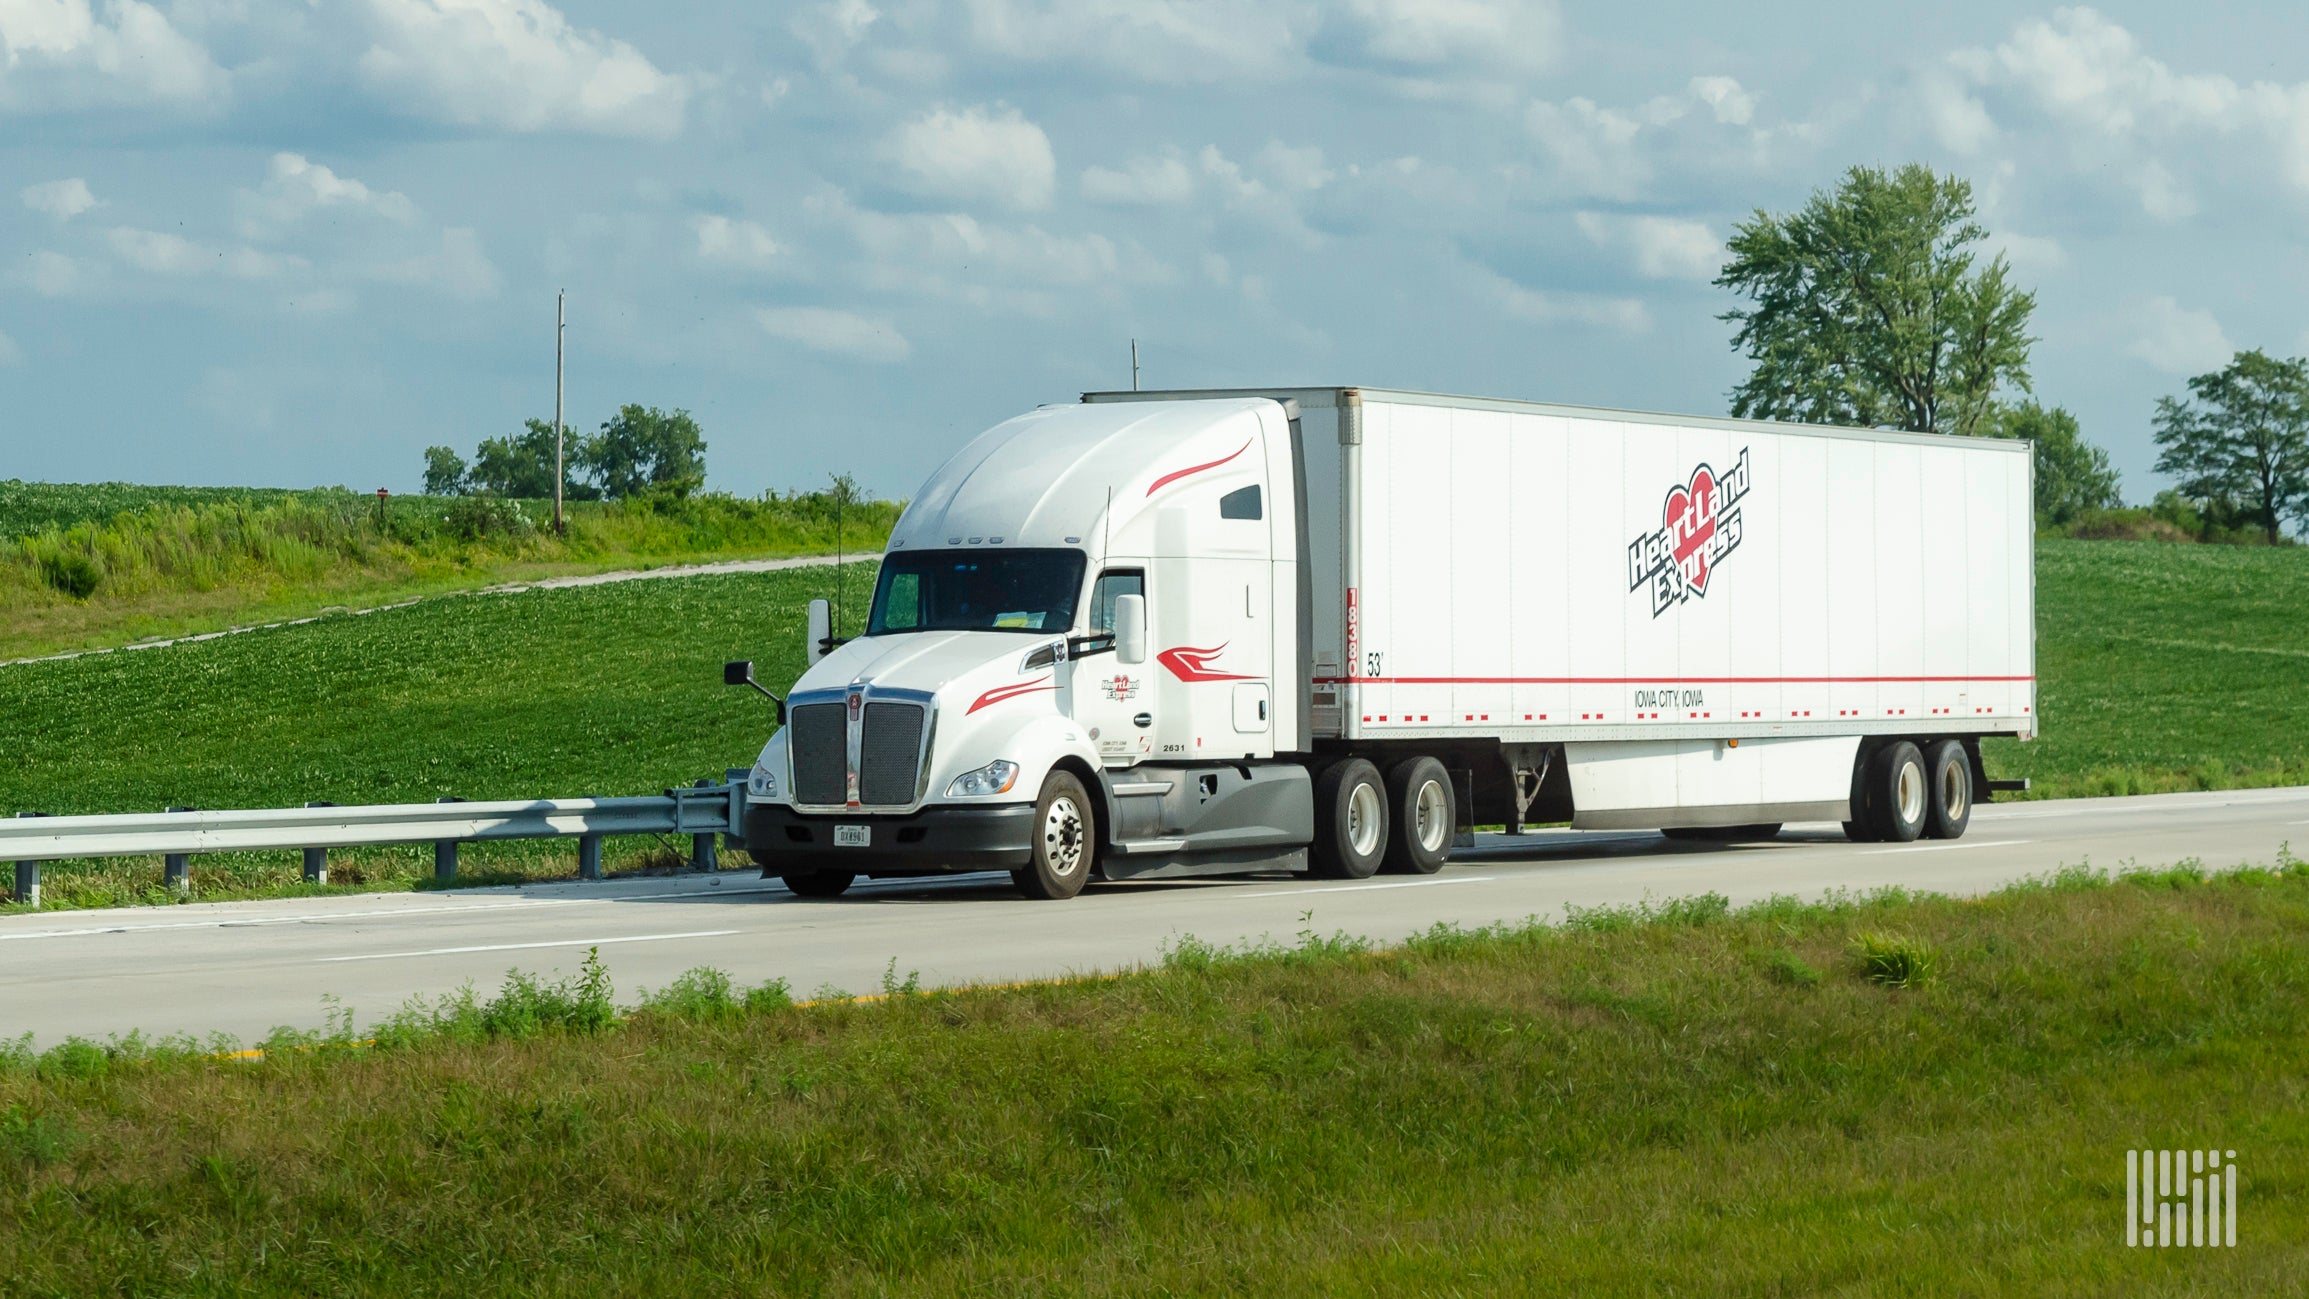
[834,824,870,848]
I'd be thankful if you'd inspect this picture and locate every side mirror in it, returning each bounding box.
[724,660,786,724]
[1114,593,1146,665]
[807,598,832,665]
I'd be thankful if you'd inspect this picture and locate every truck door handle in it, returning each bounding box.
[1133,713,1153,728]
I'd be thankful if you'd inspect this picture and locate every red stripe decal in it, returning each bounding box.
[1145,438,1252,497]
[968,675,1057,715]
[1156,644,1259,683]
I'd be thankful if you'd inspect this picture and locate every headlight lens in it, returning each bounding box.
[945,760,1019,797]
[749,766,777,797]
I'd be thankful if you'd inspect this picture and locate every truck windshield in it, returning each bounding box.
[866,549,1088,636]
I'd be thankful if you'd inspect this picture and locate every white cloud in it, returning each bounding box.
[238,153,418,235]
[695,215,782,268]
[2129,296,2233,375]
[1340,0,1561,73]
[1574,211,1721,280]
[372,226,500,299]
[756,305,910,362]
[1687,75,1754,126]
[886,104,1056,211]
[1256,141,1333,192]
[1484,269,1648,331]
[0,0,225,111]
[23,249,81,296]
[22,176,97,219]
[358,0,690,139]
[1916,69,1997,154]
[1524,96,1670,199]
[1081,151,1195,206]
[960,0,1301,83]
[0,328,21,366]
[106,226,302,279]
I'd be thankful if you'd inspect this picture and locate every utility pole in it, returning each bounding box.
[1131,337,1139,392]
[553,290,566,535]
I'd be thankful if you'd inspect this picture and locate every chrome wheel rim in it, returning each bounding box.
[1042,795,1085,876]
[1346,780,1383,858]
[1940,760,1968,821]
[1413,778,1450,854]
[1896,760,1926,826]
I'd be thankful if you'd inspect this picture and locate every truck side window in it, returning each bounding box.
[882,572,921,630]
[1219,485,1262,520]
[1089,569,1143,634]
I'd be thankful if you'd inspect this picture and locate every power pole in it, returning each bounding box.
[1131,337,1139,392]
[553,289,566,536]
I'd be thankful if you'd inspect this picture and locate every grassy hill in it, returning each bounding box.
[2,865,2303,1293]
[0,481,899,662]
[0,538,2303,908]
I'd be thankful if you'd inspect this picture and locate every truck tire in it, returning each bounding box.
[1311,758,1387,879]
[1843,743,1883,842]
[781,870,856,899]
[1381,757,1454,874]
[1864,741,1929,843]
[1664,824,1782,842]
[1012,770,1094,900]
[1923,739,1972,840]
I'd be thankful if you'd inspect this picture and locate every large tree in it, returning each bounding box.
[578,405,707,501]
[1984,401,2122,527]
[2152,349,2309,544]
[1716,164,2036,437]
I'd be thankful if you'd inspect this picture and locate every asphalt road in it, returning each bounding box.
[6,785,2305,1049]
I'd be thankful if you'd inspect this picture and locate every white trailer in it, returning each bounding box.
[734,387,2035,899]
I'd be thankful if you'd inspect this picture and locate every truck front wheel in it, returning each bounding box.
[1381,757,1453,874]
[1012,770,1094,900]
[1311,759,1387,879]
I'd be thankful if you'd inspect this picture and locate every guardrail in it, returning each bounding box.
[4,770,751,908]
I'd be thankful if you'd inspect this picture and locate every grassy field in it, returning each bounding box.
[2,863,2303,1294]
[0,537,2303,908]
[1991,539,2309,799]
[0,485,899,661]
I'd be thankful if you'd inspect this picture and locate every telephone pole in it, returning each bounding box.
[553,290,566,535]
[1130,337,1139,392]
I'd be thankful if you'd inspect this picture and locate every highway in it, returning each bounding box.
[5,785,2304,1049]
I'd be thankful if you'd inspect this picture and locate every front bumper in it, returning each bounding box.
[744,803,1035,873]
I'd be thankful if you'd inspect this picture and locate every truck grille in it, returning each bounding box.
[789,702,846,806]
[858,702,927,805]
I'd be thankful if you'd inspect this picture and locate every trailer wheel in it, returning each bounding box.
[781,870,856,899]
[1864,741,1929,843]
[1012,770,1095,900]
[1923,739,1972,840]
[1843,743,1883,842]
[1311,758,1387,879]
[1381,757,1454,874]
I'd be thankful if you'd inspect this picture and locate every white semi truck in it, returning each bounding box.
[731,387,2035,900]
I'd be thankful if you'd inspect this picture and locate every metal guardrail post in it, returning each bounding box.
[12,812,42,908]
[163,806,193,893]
[433,797,461,883]
[302,802,333,884]
[578,834,602,880]
[690,779,718,872]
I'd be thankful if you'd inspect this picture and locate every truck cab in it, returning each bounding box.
[741,396,1315,899]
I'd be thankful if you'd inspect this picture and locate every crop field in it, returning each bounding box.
[1,863,2303,1294]
[0,538,2302,908]
[0,483,899,661]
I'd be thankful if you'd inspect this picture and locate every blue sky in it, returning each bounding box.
[5,1,2306,503]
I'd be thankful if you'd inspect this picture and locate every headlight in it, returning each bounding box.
[945,760,1019,797]
[749,767,777,797]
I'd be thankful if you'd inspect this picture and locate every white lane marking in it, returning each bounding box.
[1859,839,2029,855]
[317,930,740,963]
[1235,876,1497,899]
[0,884,790,943]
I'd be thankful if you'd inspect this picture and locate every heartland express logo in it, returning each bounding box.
[1627,448,1753,617]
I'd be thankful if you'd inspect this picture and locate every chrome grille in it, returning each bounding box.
[789,702,846,806]
[859,702,927,805]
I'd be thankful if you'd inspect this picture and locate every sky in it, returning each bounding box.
[4,1,2307,503]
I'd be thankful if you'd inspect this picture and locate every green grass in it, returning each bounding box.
[1988,539,2309,799]
[2,863,2303,1295]
[0,485,898,661]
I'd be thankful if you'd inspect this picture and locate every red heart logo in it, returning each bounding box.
[1664,466,1718,596]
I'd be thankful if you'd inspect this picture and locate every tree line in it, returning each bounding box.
[1719,163,2308,543]
[424,405,707,502]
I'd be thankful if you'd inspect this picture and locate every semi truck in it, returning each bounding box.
[731,387,2035,900]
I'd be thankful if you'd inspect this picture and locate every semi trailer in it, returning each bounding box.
[733,387,2035,900]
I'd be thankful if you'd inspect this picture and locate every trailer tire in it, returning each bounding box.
[1865,741,1929,843]
[1664,824,1782,842]
[780,870,855,899]
[1012,770,1095,900]
[1381,757,1454,874]
[1311,759,1387,879]
[1923,739,1972,840]
[1844,743,1883,842]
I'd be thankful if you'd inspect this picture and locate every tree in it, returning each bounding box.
[1984,402,2121,527]
[2152,349,2309,544]
[1716,164,2036,437]
[577,405,706,500]
[421,446,469,496]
